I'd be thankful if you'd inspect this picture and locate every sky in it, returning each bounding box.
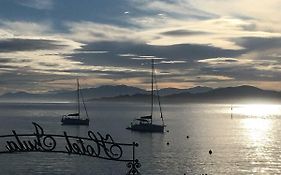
[0,0,280,94]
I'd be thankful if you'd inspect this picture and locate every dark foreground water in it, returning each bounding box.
[0,102,281,175]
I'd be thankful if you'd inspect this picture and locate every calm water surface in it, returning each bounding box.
[0,102,281,175]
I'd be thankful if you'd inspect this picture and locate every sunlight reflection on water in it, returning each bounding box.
[241,118,272,146]
[233,104,281,117]
[233,104,281,174]
[207,103,281,174]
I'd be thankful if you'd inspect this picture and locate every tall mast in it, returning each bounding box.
[77,79,80,119]
[81,88,89,119]
[150,59,154,124]
[154,72,165,126]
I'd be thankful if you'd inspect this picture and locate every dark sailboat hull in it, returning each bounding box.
[126,123,164,133]
[61,118,89,125]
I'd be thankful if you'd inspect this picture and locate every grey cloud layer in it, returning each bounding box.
[0,39,67,52]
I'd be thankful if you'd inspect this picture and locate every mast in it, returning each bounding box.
[150,59,154,124]
[81,88,89,119]
[77,79,80,119]
[154,71,165,126]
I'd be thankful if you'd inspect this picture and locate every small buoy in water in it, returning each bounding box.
[209,149,212,155]
[167,142,170,145]
[186,136,189,139]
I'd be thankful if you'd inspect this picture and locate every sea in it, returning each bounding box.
[0,101,281,175]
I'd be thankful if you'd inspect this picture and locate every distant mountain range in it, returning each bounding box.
[0,85,147,102]
[157,86,213,96]
[0,85,280,103]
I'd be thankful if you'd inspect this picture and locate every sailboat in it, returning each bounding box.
[61,79,90,125]
[126,59,165,133]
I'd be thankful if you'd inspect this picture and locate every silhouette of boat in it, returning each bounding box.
[61,79,89,125]
[126,59,165,133]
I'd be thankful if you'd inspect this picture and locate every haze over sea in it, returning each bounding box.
[0,101,281,175]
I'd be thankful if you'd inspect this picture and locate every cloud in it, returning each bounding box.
[189,0,281,33]
[65,41,244,81]
[79,41,242,60]
[0,20,92,90]
[74,50,109,54]
[118,53,138,57]
[196,75,234,81]
[139,17,280,49]
[198,57,239,64]
[160,60,186,64]
[64,21,139,42]
[0,39,66,52]
[0,20,52,36]
[161,29,210,36]
[0,1,281,93]
[198,52,281,84]
[235,37,281,51]
[61,15,281,51]
[63,40,253,90]
[131,0,215,20]
[0,70,72,93]
[17,0,54,10]
[119,0,281,50]
[0,58,12,63]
